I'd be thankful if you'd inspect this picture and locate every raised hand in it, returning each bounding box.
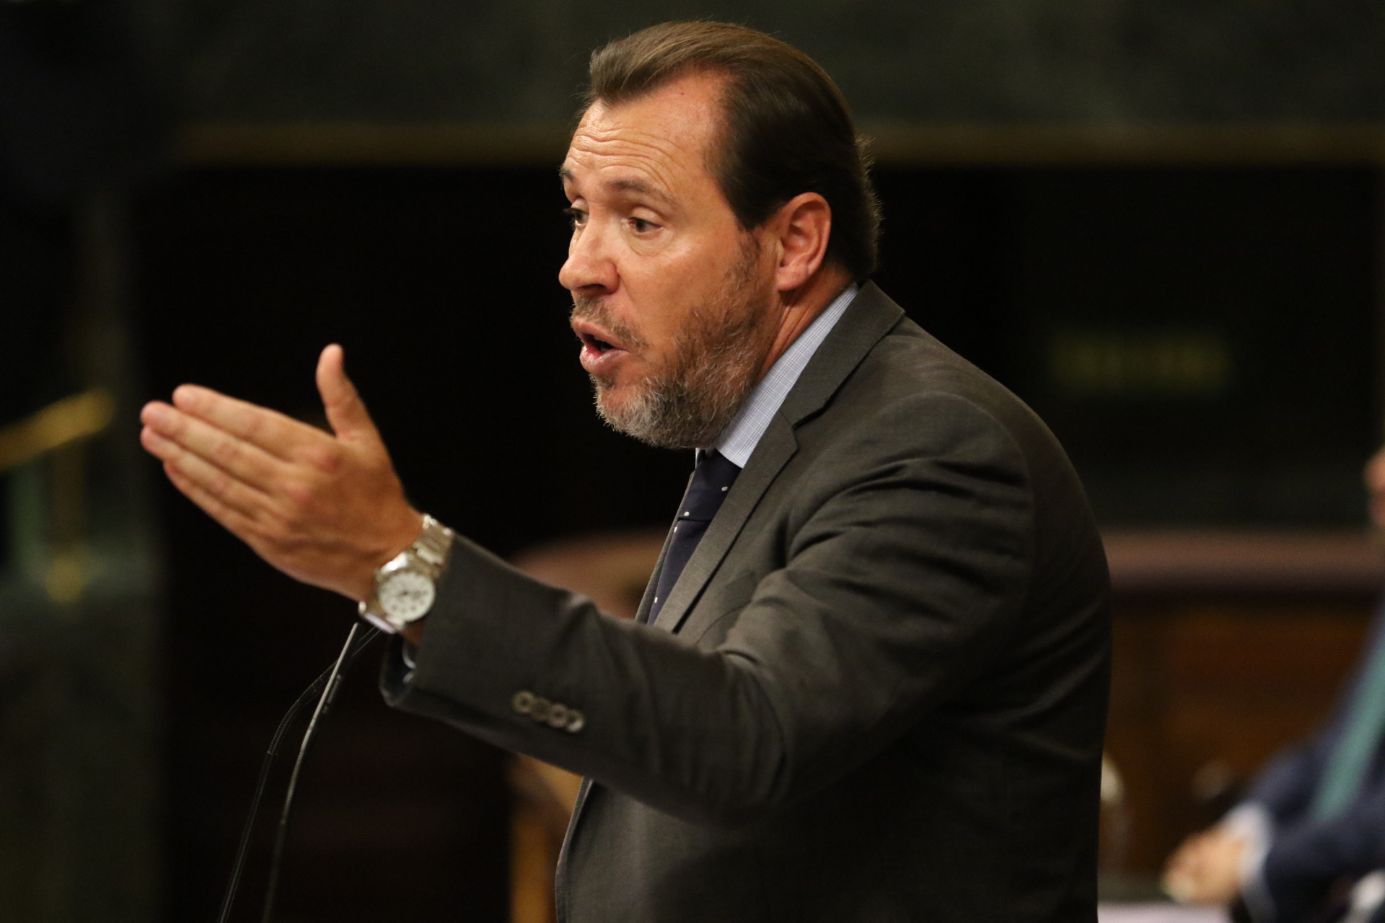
[139,344,422,601]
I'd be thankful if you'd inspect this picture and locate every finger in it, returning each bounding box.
[141,401,288,489]
[162,458,271,550]
[141,423,277,522]
[316,344,377,442]
[168,385,315,460]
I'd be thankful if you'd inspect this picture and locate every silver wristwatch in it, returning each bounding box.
[358,513,455,634]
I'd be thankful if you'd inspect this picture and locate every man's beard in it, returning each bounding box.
[572,242,776,450]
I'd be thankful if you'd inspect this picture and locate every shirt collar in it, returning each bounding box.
[710,283,858,468]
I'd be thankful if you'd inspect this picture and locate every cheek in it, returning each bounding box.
[620,272,684,345]
[621,235,745,346]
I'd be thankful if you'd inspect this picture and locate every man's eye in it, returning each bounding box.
[563,207,587,229]
[628,217,658,234]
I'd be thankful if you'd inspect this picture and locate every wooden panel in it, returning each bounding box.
[1103,531,1382,875]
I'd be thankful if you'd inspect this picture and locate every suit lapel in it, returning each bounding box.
[649,283,904,635]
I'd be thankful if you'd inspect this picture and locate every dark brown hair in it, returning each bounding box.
[585,21,881,281]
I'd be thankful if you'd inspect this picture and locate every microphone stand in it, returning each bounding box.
[217,624,379,923]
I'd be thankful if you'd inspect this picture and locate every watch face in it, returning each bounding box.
[379,571,436,622]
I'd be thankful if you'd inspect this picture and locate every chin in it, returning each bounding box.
[592,380,638,423]
[592,378,625,410]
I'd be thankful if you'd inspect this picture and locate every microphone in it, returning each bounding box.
[217,623,381,923]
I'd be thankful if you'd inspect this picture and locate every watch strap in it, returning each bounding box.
[358,514,454,633]
[409,513,453,577]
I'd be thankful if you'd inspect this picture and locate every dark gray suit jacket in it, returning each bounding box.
[383,283,1111,922]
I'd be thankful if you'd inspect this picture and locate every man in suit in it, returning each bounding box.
[139,21,1110,921]
[1163,448,1385,923]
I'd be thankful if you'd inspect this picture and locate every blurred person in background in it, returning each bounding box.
[1163,446,1385,923]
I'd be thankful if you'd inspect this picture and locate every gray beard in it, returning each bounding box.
[575,247,774,450]
[593,303,769,449]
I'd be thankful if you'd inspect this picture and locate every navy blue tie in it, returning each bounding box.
[644,450,741,623]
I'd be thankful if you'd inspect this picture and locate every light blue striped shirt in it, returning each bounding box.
[712,284,858,467]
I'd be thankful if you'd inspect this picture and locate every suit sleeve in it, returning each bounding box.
[381,391,1038,825]
[1245,732,1341,826]
[1248,781,1385,921]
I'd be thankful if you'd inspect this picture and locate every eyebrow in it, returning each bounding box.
[558,167,674,209]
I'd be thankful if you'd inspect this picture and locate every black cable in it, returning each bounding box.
[216,624,380,923]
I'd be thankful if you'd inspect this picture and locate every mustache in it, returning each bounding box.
[570,297,648,351]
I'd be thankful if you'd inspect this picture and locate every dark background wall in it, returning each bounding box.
[124,0,1385,123]
[2,2,1384,920]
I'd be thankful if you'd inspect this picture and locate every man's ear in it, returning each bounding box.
[770,192,832,294]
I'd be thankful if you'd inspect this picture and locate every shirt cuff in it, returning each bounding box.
[1347,871,1385,922]
[1222,804,1276,922]
[1222,803,1274,869]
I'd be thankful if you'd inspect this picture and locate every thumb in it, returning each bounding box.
[316,344,376,441]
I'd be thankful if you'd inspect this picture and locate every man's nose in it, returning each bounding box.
[559,225,618,294]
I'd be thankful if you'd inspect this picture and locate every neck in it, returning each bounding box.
[758,264,855,378]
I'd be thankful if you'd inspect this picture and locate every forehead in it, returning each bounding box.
[561,72,728,205]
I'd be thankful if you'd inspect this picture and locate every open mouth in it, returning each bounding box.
[581,332,618,355]
[571,316,634,377]
[572,318,627,357]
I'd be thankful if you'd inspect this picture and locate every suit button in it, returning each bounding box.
[511,691,534,715]
[530,697,551,722]
[565,710,585,733]
[546,703,569,728]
